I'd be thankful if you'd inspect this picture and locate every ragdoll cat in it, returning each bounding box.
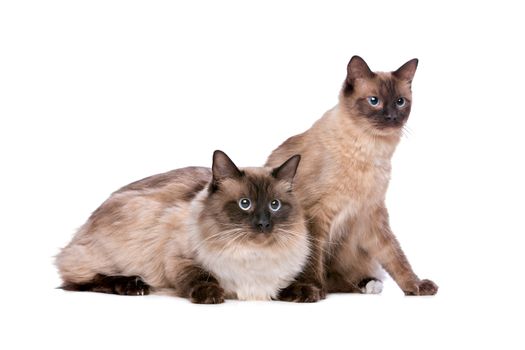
[266,56,438,302]
[56,150,309,303]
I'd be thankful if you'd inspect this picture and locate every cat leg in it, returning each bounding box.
[278,220,327,303]
[345,249,384,295]
[165,258,225,304]
[363,205,438,296]
[326,269,384,295]
[326,239,384,294]
[56,240,151,295]
[62,274,150,295]
[325,269,360,293]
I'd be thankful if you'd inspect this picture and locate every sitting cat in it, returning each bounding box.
[267,56,438,301]
[56,150,309,303]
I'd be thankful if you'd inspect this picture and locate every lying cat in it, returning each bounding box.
[56,150,309,303]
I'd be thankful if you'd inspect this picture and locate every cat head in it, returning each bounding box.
[341,55,418,135]
[198,150,306,247]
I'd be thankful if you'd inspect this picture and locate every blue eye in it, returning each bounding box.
[367,96,379,106]
[238,198,251,210]
[269,199,281,211]
[396,97,406,107]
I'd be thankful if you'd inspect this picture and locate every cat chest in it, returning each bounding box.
[209,257,288,300]
[322,162,391,242]
[197,249,304,301]
[332,161,390,204]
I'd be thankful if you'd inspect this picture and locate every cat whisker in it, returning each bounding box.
[401,125,413,138]
[190,229,246,251]
[208,231,248,264]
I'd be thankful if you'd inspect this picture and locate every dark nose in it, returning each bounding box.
[384,114,398,121]
[253,214,272,233]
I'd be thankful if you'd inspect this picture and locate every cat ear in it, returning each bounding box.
[212,150,242,183]
[347,55,374,80]
[272,155,301,184]
[393,58,418,82]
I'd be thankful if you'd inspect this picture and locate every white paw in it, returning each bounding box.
[361,280,383,294]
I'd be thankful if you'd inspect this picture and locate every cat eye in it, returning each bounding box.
[269,199,282,212]
[238,198,252,210]
[367,96,379,106]
[396,97,406,107]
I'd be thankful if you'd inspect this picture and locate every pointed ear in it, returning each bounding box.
[347,55,374,81]
[272,155,301,184]
[393,58,418,82]
[212,150,242,183]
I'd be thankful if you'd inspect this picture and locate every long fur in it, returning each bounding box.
[56,163,310,301]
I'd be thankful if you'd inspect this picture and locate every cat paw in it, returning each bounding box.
[358,278,383,294]
[417,279,439,295]
[404,279,438,296]
[278,282,326,303]
[89,275,150,296]
[113,276,150,296]
[190,283,225,304]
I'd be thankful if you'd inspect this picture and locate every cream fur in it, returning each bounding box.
[266,77,428,293]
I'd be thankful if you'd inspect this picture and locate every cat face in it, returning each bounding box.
[341,56,418,133]
[199,151,305,247]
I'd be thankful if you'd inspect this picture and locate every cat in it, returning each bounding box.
[266,56,438,302]
[56,150,310,303]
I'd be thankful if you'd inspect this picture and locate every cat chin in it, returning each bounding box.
[342,111,403,139]
[368,124,404,137]
[210,229,301,248]
[245,232,289,246]
[247,235,275,246]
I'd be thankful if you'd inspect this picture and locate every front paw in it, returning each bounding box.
[190,282,225,304]
[404,279,438,296]
[417,279,439,295]
[278,282,326,303]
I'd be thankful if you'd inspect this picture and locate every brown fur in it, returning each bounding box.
[56,151,310,303]
[267,56,438,300]
[171,260,224,304]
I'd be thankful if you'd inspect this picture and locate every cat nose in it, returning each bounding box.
[254,216,272,233]
[384,114,397,121]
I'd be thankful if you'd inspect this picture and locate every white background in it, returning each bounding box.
[1,1,524,349]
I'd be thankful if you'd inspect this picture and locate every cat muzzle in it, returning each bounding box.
[253,215,273,234]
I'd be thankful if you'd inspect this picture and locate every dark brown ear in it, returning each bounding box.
[272,155,301,184]
[212,150,242,183]
[393,58,418,82]
[347,55,375,81]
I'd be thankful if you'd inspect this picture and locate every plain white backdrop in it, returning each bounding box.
[1,1,524,349]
